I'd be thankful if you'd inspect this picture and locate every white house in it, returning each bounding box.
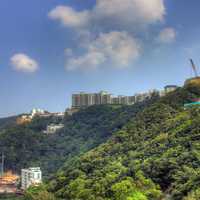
[44,124,64,134]
[21,167,42,190]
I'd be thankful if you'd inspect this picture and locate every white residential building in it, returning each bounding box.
[164,85,178,93]
[21,167,42,190]
[44,124,64,134]
[30,108,45,118]
[159,90,166,97]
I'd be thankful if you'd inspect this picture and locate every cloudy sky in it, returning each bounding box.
[1,0,200,117]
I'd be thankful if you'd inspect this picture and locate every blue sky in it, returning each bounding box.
[1,0,200,117]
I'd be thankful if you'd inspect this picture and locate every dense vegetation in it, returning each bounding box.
[0,101,150,177]
[47,85,200,200]
[0,195,23,200]
[2,85,200,199]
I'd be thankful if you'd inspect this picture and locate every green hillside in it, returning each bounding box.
[48,85,200,200]
[0,101,150,177]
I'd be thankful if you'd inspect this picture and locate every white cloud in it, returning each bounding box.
[94,0,165,27]
[64,48,73,57]
[48,5,90,28]
[158,28,176,43]
[49,0,165,30]
[66,31,141,71]
[11,53,39,73]
[66,51,106,71]
[49,0,167,71]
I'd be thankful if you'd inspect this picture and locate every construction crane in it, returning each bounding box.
[190,59,199,77]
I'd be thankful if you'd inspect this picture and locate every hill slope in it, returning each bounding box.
[0,102,150,177]
[49,85,200,200]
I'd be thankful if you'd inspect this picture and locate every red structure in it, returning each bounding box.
[0,171,19,194]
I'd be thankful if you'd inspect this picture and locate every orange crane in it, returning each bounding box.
[190,59,199,77]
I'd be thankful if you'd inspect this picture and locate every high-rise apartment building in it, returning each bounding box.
[72,93,94,108]
[71,86,177,108]
[72,91,111,108]
[99,91,112,104]
[72,94,81,108]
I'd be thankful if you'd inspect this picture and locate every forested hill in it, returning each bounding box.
[48,85,200,200]
[0,100,151,177]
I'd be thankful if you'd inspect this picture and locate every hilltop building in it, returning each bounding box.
[159,90,165,97]
[30,108,45,118]
[72,89,163,108]
[72,91,112,108]
[16,115,32,125]
[30,109,65,118]
[16,109,64,125]
[16,108,46,125]
[112,95,137,105]
[164,85,178,93]
[21,167,42,190]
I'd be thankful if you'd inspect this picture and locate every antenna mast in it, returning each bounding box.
[190,59,198,77]
[1,153,4,177]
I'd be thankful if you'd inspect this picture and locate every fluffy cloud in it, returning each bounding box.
[48,5,89,28]
[49,0,165,30]
[66,31,141,71]
[49,0,167,71]
[158,28,176,43]
[94,0,165,28]
[64,48,73,56]
[66,51,106,71]
[11,53,39,73]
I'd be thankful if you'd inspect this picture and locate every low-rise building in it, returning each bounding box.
[53,112,65,117]
[0,171,19,194]
[21,167,42,190]
[30,108,45,118]
[17,109,65,125]
[16,115,32,125]
[159,90,166,97]
[164,85,178,93]
[44,124,64,134]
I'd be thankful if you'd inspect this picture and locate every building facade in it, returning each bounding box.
[164,85,178,93]
[44,124,64,134]
[72,91,112,108]
[21,168,42,190]
[71,87,178,108]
